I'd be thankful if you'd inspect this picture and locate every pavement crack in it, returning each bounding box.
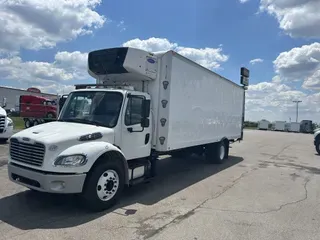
[270,144,292,160]
[200,177,311,215]
[142,170,251,239]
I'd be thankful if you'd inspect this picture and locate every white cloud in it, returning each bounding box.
[123,37,229,69]
[273,42,320,89]
[0,51,89,93]
[260,0,320,38]
[250,58,264,65]
[0,0,105,54]
[272,75,282,83]
[245,81,317,121]
[240,0,250,3]
[36,84,76,95]
[123,38,178,53]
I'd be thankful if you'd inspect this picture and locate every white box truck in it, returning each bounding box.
[258,120,269,130]
[289,122,300,133]
[7,47,246,211]
[275,121,286,131]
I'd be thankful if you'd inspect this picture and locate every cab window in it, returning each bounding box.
[125,96,144,126]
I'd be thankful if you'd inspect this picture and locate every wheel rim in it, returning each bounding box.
[220,145,225,160]
[26,121,30,128]
[33,121,38,126]
[96,170,119,201]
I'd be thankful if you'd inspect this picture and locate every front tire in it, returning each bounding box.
[81,160,125,212]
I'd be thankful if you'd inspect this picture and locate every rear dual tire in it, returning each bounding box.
[205,140,228,164]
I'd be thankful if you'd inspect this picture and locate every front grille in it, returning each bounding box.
[0,116,5,131]
[10,138,45,167]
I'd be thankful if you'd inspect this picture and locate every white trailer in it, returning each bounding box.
[275,121,286,131]
[289,122,300,132]
[258,120,269,130]
[7,47,246,211]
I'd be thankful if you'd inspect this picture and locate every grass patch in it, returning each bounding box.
[244,126,257,130]
[11,117,25,130]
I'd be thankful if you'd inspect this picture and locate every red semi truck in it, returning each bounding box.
[20,95,58,128]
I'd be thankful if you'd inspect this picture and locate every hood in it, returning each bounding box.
[0,107,6,116]
[12,121,114,144]
[314,128,320,137]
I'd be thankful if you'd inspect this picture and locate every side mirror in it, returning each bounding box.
[141,99,151,128]
[141,118,150,128]
[141,99,150,118]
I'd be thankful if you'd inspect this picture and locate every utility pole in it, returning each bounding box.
[293,100,302,123]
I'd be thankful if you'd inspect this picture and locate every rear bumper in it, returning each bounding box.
[8,163,86,194]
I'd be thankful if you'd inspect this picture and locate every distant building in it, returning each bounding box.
[0,86,57,111]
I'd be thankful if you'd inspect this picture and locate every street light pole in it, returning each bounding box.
[293,100,302,123]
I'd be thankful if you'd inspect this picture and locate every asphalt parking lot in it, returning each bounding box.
[0,130,319,240]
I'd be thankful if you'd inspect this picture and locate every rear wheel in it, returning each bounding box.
[47,113,54,119]
[205,140,228,164]
[33,120,39,126]
[81,160,125,212]
[24,119,32,128]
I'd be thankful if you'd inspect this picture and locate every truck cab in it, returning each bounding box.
[20,95,57,119]
[0,105,14,142]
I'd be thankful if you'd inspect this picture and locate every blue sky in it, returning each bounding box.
[0,0,320,121]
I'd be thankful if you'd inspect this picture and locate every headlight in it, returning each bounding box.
[54,154,87,167]
[7,119,13,127]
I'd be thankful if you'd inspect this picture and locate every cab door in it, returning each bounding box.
[120,93,151,160]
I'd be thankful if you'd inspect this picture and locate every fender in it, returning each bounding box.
[56,141,129,184]
[314,130,320,142]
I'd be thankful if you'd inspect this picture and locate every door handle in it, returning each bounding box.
[127,127,144,133]
[145,134,150,145]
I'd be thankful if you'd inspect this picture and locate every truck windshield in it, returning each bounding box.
[59,91,123,128]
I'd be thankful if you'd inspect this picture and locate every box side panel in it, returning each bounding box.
[155,53,173,151]
[165,54,244,151]
[147,59,162,149]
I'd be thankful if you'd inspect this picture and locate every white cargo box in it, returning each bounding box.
[275,121,286,131]
[289,122,300,132]
[258,120,269,130]
[154,51,244,152]
[90,48,245,152]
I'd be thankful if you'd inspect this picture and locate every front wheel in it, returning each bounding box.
[81,160,125,212]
